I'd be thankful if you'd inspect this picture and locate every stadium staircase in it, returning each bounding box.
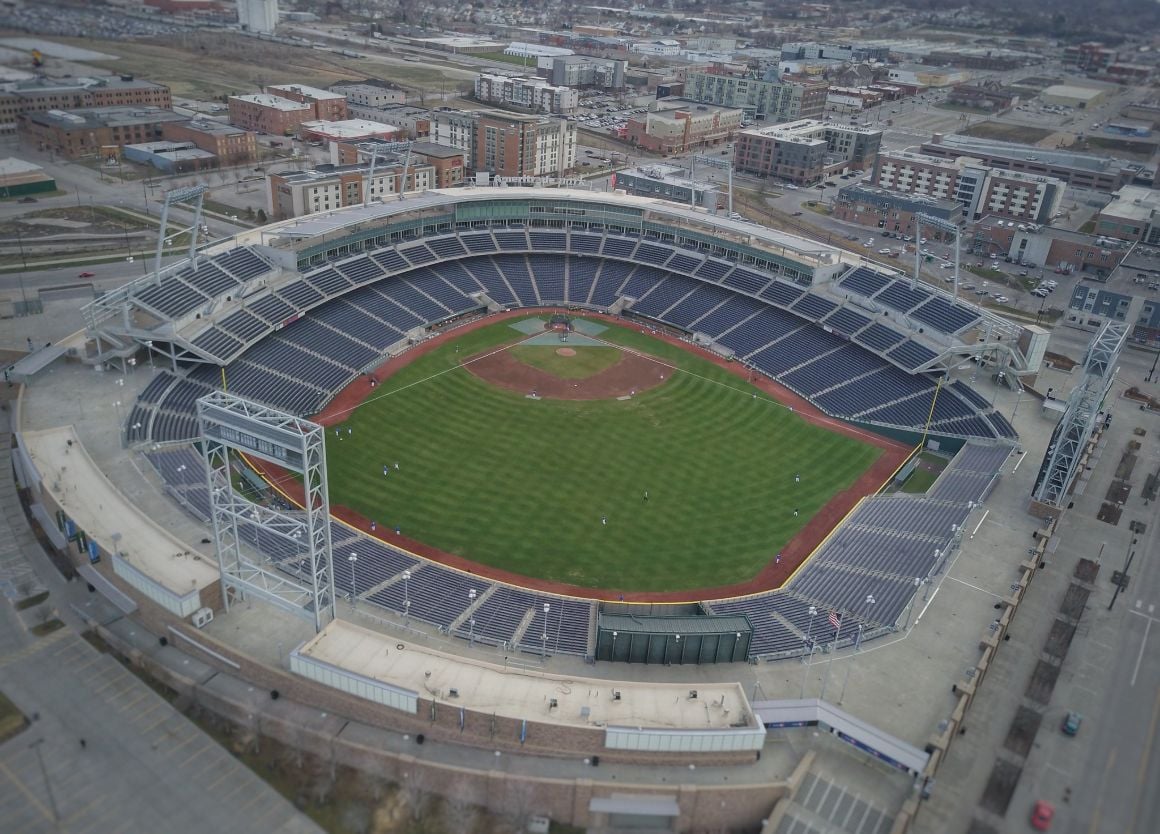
[449,586,495,633]
[510,606,539,648]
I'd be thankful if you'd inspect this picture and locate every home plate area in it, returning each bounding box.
[464,318,672,401]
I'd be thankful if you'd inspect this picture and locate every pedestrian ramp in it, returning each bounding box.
[775,771,895,834]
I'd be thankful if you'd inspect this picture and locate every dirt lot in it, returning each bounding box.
[961,121,1054,145]
[52,32,470,99]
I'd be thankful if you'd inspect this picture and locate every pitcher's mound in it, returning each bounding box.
[555,347,577,357]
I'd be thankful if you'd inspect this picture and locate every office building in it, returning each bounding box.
[330,80,406,108]
[1095,186,1160,244]
[19,106,188,158]
[266,84,348,121]
[161,119,256,164]
[734,120,882,185]
[626,99,742,155]
[0,75,171,136]
[227,93,312,135]
[919,134,1143,193]
[832,184,963,236]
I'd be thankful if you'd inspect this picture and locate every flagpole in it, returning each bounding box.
[819,612,842,701]
[838,623,862,705]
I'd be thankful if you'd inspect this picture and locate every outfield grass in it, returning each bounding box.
[509,344,621,379]
[324,318,883,591]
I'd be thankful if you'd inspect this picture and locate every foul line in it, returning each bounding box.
[1131,616,1152,687]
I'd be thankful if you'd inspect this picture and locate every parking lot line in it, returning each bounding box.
[0,759,53,824]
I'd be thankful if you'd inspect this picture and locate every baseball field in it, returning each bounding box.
[322,316,886,592]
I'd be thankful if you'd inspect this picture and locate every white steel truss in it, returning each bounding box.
[1032,321,1127,507]
[196,391,335,631]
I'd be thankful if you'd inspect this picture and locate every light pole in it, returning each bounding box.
[402,569,411,620]
[348,552,358,609]
[611,630,618,659]
[838,622,864,705]
[802,605,817,663]
[467,588,477,644]
[28,739,60,823]
[541,602,550,658]
[904,577,922,630]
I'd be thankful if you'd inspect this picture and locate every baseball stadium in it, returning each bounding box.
[10,186,1100,832]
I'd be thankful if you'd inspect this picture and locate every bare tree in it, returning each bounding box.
[400,767,429,822]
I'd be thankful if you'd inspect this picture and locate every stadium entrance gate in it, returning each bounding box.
[595,613,752,664]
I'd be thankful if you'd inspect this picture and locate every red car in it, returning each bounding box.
[1031,800,1054,830]
[78,271,95,278]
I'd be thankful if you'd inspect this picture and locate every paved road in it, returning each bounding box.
[0,428,322,834]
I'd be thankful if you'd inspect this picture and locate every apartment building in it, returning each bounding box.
[474,73,578,114]
[332,139,464,189]
[734,120,882,185]
[626,99,742,155]
[684,70,827,122]
[545,56,626,90]
[346,104,431,140]
[266,84,348,121]
[873,149,1064,225]
[475,112,575,177]
[268,161,435,219]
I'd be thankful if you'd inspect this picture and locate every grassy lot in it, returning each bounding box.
[14,591,48,611]
[30,619,64,637]
[325,317,882,591]
[58,32,466,99]
[899,452,950,494]
[0,691,27,745]
[509,344,621,378]
[473,51,540,68]
[961,122,1053,145]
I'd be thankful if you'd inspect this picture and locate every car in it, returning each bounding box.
[991,263,1001,270]
[78,271,95,278]
[785,183,798,190]
[1019,270,1029,277]
[18,196,36,203]
[1062,711,1082,735]
[1033,288,1049,298]
[791,210,803,217]
[1045,280,1058,288]
[878,248,892,254]
[1031,800,1055,830]
[995,296,1009,304]
[940,262,954,269]
[846,234,859,241]
[920,237,928,244]
[975,288,990,296]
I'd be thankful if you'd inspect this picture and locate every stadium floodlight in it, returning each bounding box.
[348,553,358,609]
[402,569,411,617]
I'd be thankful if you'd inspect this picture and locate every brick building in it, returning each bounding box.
[873,149,1064,225]
[161,119,257,164]
[625,98,741,155]
[0,75,171,136]
[333,139,464,188]
[266,84,348,121]
[734,120,881,185]
[300,119,398,144]
[19,106,188,159]
[227,94,312,135]
[832,184,963,237]
[474,112,575,177]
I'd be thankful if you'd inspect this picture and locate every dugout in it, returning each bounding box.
[596,613,752,664]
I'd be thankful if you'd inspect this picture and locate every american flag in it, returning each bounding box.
[828,610,842,630]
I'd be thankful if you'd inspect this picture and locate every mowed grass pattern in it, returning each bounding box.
[508,344,622,378]
[325,318,883,592]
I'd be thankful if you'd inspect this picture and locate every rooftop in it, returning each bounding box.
[7,74,167,96]
[230,94,311,112]
[300,119,398,138]
[1042,84,1106,101]
[0,156,44,175]
[923,134,1139,175]
[838,183,960,213]
[741,118,883,140]
[21,426,218,595]
[1100,185,1160,222]
[27,105,187,129]
[180,119,250,137]
[296,620,758,732]
[267,83,346,101]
